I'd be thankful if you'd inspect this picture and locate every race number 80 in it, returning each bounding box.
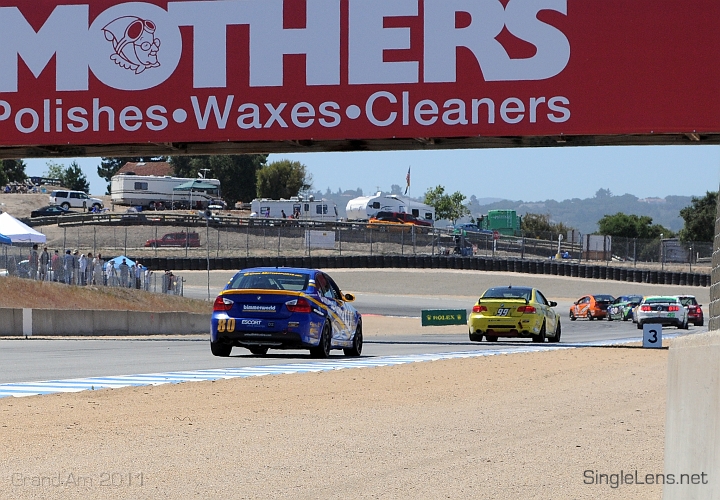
[217,318,236,333]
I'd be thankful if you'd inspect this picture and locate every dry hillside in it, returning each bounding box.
[0,276,211,313]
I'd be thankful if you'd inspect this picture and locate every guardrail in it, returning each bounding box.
[25,213,397,229]
[131,254,710,287]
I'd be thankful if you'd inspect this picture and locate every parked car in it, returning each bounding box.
[636,296,688,330]
[144,232,200,248]
[369,211,432,228]
[607,295,644,321]
[49,190,103,210]
[569,294,614,321]
[675,295,704,327]
[30,205,77,218]
[468,286,561,343]
[210,267,362,358]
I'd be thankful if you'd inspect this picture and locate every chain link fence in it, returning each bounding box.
[2,218,712,274]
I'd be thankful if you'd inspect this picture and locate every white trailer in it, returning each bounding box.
[250,197,338,221]
[111,174,222,209]
[345,193,435,221]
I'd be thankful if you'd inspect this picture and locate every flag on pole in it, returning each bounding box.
[404,167,411,195]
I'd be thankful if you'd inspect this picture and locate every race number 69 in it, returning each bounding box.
[642,324,663,349]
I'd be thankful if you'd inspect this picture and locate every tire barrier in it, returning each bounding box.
[557,263,566,276]
[134,255,710,287]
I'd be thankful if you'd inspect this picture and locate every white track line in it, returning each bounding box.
[0,335,678,399]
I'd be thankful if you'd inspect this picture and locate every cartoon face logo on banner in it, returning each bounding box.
[89,2,181,91]
[102,16,161,74]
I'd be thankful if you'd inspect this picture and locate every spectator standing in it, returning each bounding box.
[119,259,130,288]
[135,262,143,289]
[51,250,62,282]
[78,254,88,285]
[92,254,105,286]
[39,247,49,281]
[163,270,175,294]
[63,250,74,284]
[144,268,152,291]
[85,253,93,285]
[107,261,118,287]
[29,244,39,280]
[72,250,80,284]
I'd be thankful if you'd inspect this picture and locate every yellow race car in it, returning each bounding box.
[468,286,561,343]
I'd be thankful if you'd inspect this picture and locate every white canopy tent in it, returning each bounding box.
[0,212,46,243]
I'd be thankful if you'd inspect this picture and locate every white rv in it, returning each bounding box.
[250,197,338,222]
[345,193,435,222]
[111,174,222,209]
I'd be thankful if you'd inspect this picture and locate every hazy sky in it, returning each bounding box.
[23,145,720,201]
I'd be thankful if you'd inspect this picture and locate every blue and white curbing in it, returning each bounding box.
[0,335,679,399]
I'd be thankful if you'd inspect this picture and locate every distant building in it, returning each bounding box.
[639,197,666,204]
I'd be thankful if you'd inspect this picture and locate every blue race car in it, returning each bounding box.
[211,268,362,358]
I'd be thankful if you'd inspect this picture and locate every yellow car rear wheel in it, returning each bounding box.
[531,322,546,343]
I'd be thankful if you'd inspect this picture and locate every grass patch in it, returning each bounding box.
[0,276,211,314]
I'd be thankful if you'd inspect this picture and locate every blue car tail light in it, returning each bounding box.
[285,298,312,313]
[213,296,234,312]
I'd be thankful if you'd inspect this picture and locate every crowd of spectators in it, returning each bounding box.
[3,244,181,294]
[3,182,38,194]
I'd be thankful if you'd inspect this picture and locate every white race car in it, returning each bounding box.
[636,296,688,330]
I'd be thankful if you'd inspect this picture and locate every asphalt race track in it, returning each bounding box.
[0,269,709,386]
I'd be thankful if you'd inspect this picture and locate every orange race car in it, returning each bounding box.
[569,294,615,321]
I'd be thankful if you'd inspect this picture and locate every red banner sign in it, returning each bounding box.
[0,0,717,148]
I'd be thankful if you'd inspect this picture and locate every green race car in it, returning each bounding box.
[607,295,644,321]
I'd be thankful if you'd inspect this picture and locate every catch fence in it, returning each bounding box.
[5,217,712,274]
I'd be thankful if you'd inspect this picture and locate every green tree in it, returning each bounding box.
[423,185,470,224]
[43,161,65,181]
[678,191,717,242]
[61,161,90,192]
[0,165,7,186]
[2,159,27,183]
[521,213,574,238]
[170,154,268,207]
[256,160,312,199]
[595,188,612,199]
[598,212,673,239]
[97,156,166,194]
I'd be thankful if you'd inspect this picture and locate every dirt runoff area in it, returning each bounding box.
[0,341,669,499]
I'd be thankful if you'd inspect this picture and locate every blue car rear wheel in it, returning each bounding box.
[344,322,363,357]
[311,322,331,358]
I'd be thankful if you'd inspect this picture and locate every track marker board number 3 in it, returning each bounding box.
[643,324,663,349]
